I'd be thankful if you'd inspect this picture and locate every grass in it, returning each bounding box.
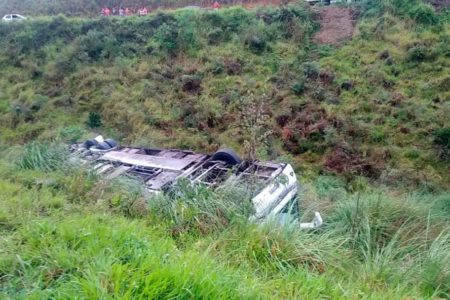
[0,0,449,298]
[0,154,449,299]
[0,3,448,187]
[16,141,69,172]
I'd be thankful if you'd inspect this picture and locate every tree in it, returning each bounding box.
[237,93,272,162]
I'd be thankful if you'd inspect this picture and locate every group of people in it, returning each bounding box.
[101,6,148,17]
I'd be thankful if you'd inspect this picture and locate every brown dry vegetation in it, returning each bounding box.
[313,7,356,45]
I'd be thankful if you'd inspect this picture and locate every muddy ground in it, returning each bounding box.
[313,7,355,45]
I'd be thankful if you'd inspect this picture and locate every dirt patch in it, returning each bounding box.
[313,7,355,45]
[427,0,450,11]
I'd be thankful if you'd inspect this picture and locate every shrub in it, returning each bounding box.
[210,59,224,75]
[434,128,450,149]
[291,77,306,95]
[406,44,428,62]
[369,127,386,143]
[408,3,439,25]
[302,61,320,79]
[207,27,223,45]
[152,23,179,56]
[242,22,268,55]
[433,127,450,159]
[224,58,243,75]
[312,86,327,102]
[181,75,202,93]
[362,0,439,26]
[245,34,267,55]
[87,111,102,128]
[29,94,49,112]
[73,30,119,61]
[176,12,200,53]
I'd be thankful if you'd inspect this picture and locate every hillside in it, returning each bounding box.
[0,0,450,298]
[0,1,449,187]
[0,0,277,17]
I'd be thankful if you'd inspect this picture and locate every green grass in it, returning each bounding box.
[0,1,449,298]
[0,2,448,187]
[0,156,449,299]
[16,141,69,172]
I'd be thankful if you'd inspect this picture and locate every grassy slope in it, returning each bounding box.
[0,1,449,298]
[319,14,450,187]
[0,2,448,187]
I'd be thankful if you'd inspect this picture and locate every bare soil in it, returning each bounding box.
[313,7,355,45]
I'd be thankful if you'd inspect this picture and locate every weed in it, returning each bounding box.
[16,141,68,172]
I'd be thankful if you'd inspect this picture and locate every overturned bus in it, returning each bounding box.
[71,136,322,229]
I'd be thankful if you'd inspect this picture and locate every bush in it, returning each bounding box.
[408,3,439,25]
[73,30,119,61]
[362,0,439,26]
[406,44,429,62]
[302,61,320,79]
[181,75,202,93]
[433,127,450,159]
[87,112,102,128]
[291,78,306,95]
[245,34,267,55]
[434,128,450,149]
[369,127,386,143]
[176,12,200,53]
[207,27,224,45]
[152,23,179,56]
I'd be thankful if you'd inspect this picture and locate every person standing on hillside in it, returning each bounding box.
[142,7,148,16]
[104,7,111,16]
[119,7,124,16]
[125,7,131,16]
[212,1,221,9]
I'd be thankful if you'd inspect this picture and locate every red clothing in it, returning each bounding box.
[212,2,221,9]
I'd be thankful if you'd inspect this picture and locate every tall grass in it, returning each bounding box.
[16,141,69,172]
[328,190,450,297]
[1,161,450,298]
[148,179,255,236]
